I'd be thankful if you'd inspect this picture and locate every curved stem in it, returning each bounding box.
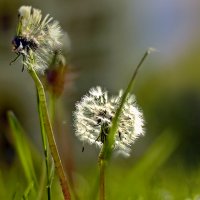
[28,67,71,200]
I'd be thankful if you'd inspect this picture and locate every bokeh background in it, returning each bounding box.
[1,0,200,198]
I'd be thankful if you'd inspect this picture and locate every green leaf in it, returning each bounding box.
[7,111,37,185]
[103,48,155,161]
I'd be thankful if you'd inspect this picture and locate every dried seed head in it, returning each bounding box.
[74,86,145,157]
[12,5,64,73]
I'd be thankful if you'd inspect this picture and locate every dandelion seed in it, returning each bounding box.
[74,86,145,156]
[11,5,64,73]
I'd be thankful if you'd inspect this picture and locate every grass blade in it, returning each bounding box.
[7,111,37,185]
[96,49,154,200]
[37,90,53,200]
[104,48,155,160]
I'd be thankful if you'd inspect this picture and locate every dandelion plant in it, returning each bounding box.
[11,5,71,200]
[73,49,154,199]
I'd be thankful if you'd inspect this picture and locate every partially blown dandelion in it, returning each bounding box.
[74,86,144,156]
[11,5,63,73]
[11,6,71,200]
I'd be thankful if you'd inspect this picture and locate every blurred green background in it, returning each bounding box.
[0,0,200,199]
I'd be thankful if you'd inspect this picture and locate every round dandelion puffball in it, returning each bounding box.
[12,6,64,73]
[74,86,145,157]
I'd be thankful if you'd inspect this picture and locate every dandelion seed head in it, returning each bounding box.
[12,6,64,73]
[74,86,145,156]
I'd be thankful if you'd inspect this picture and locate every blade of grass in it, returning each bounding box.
[7,111,37,186]
[37,90,52,200]
[104,48,155,160]
[97,48,154,200]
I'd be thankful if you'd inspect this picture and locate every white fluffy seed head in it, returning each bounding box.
[13,6,64,73]
[73,86,145,157]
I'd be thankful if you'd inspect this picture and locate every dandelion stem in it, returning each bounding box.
[98,146,106,200]
[99,162,105,200]
[48,93,56,126]
[28,67,71,200]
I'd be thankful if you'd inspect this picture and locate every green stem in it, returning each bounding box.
[48,93,56,126]
[28,67,71,200]
[47,93,56,198]
[48,95,80,200]
[37,91,51,200]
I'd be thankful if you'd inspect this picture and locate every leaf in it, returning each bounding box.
[104,48,155,160]
[7,111,37,185]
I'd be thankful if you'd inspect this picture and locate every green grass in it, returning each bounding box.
[2,49,200,199]
[1,122,200,199]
